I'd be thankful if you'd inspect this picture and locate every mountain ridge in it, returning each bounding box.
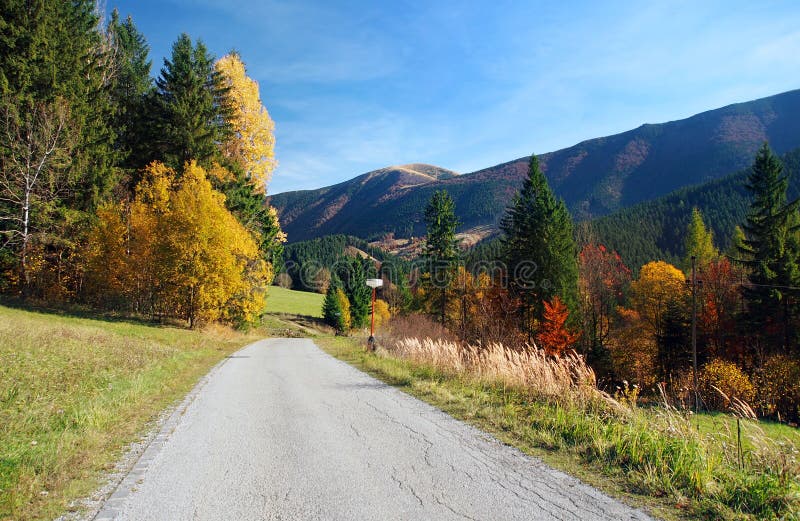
[270,88,800,242]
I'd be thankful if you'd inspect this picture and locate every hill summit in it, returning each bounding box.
[270,89,800,242]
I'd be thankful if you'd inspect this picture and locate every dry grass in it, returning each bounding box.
[387,337,602,403]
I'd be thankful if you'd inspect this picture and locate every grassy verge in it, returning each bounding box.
[317,335,800,521]
[263,286,324,317]
[0,305,261,521]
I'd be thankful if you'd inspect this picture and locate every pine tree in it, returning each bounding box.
[150,33,231,168]
[221,173,286,269]
[739,143,800,351]
[683,207,718,272]
[500,154,579,339]
[423,190,459,324]
[348,258,373,329]
[0,2,116,209]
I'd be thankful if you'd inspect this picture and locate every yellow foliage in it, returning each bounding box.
[208,161,236,184]
[629,261,687,334]
[216,53,276,193]
[84,161,269,327]
[336,288,351,330]
[85,203,129,303]
[373,299,391,327]
[756,355,800,420]
[607,306,657,388]
[266,205,288,244]
[699,359,755,411]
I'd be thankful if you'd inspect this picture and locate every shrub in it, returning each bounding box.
[756,355,800,422]
[274,272,292,288]
[699,359,755,411]
[379,314,459,347]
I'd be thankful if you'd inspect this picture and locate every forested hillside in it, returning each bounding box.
[592,147,800,269]
[271,89,800,242]
[278,235,408,292]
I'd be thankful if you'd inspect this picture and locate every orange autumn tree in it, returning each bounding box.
[537,296,581,356]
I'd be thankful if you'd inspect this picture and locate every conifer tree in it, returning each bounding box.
[0,1,116,293]
[150,33,231,168]
[348,258,373,329]
[106,10,153,171]
[739,144,800,351]
[683,207,718,272]
[423,190,459,324]
[323,281,350,333]
[500,154,579,339]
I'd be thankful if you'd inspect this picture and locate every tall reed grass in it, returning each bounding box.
[388,337,601,403]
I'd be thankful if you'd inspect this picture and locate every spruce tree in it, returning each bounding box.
[335,257,372,329]
[107,10,153,172]
[423,190,459,324]
[500,154,578,340]
[739,143,800,351]
[323,281,349,333]
[354,259,375,329]
[0,1,116,294]
[0,0,116,211]
[150,33,231,168]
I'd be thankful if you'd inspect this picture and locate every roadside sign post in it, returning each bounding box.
[365,279,383,351]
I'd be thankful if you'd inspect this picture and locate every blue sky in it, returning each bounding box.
[107,0,800,195]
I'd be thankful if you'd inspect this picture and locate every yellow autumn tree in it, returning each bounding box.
[159,161,270,326]
[84,161,269,327]
[216,53,276,192]
[84,202,130,308]
[630,260,688,340]
[373,299,391,327]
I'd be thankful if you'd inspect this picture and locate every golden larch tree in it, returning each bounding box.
[216,53,276,193]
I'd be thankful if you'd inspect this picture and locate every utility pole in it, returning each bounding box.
[691,255,699,412]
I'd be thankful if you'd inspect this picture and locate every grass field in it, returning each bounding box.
[0,305,261,520]
[264,286,324,317]
[318,335,800,521]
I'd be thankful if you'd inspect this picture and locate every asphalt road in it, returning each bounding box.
[95,338,654,521]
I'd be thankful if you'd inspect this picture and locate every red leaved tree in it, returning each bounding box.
[537,296,581,356]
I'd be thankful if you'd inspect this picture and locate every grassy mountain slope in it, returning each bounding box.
[270,89,800,242]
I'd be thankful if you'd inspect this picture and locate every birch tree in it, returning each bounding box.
[0,99,76,291]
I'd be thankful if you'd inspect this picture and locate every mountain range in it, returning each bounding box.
[269,89,800,243]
